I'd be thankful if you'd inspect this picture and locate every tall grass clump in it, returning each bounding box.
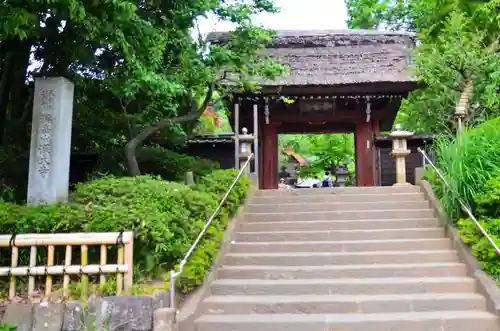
[427,117,500,220]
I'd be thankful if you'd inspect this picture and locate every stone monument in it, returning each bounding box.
[27,77,75,205]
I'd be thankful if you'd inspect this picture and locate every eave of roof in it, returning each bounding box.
[208,29,416,87]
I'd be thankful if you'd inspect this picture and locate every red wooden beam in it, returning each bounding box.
[355,120,377,186]
[261,124,278,189]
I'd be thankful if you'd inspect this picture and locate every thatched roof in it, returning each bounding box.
[207,29,416,87]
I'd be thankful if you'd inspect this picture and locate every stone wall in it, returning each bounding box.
[1,293,175,331]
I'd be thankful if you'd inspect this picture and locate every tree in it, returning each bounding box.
[345,0,500,133]
[123,14,285,175]
[0,0,285,178]
[279,134,355,177]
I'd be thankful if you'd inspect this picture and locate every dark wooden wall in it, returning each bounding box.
[182,142,235,169]
[375,136,433,186]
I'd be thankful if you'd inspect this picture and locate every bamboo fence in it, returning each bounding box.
[0,232,134,300]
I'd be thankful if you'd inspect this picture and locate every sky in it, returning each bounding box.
[196,0,348,35]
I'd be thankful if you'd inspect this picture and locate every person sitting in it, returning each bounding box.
[321,171,333,188]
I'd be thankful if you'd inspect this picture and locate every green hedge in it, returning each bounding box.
[0,169,251,294]
[458,176,500,280]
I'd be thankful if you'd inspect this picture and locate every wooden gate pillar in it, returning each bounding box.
[261,124,278,189]
[355,120,377,186]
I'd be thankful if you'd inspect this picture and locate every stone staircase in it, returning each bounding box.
[194,186,500,331]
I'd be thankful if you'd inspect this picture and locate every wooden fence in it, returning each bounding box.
[0,232,134,300]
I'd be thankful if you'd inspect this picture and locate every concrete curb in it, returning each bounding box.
[420,180,500,316]
[177,184,257,331]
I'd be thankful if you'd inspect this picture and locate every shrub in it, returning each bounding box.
[136,147,220,181]
[457,176,500,280]
[71,175,219,275]
[94,147,219,182]
[177,169,251,292]
[0,202,86,268]
[197,169,251,216]
[475,177,500,219]
[0,169,251,294]
[427,118,500,220]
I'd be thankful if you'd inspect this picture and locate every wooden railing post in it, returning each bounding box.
[81,244,88,301]
[124,233,134,291]
[9,242,18,300]
[0,232,134,300]
[63,245,72,298]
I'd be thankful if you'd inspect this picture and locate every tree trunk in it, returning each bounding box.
[0,49,14,144]
[125,111,202,176]
[124,86,216,176]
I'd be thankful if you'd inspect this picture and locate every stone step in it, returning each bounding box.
[229,238,451,253]
[224,250,458,266]
[247,201,430,213]
[201,293,486,315]
[195,311,499,331]
[240,219,439,231]
[244,209,435,222]
[218,263,468,279]
[234,227,444,242]
[255,186,422,197]
[251,192,426,204]
[210,277,476,295]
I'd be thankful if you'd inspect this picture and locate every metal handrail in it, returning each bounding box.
[417,148,500,254]
[169,153,254,316]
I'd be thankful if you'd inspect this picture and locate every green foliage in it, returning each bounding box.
[457,176,500,279]
[0,324,16,331]
[278,134,355,178]
[0,0,285,180]
[0,169,251,294]
[426,118,500,220]
[94,147,219,182]
[398,9,500,133]
[134,147,219,182]
[176,169,251,293]
[424,118,500,279]
[475,177,500,218]
[346,0,500,133]
[0,146,29,202]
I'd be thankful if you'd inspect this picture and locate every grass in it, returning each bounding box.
[0,275,168,303]
[427,118,500,220]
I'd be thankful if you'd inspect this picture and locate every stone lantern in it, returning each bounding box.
[238,127,254,176]
[389,124,413,186]
[334,164,349,187]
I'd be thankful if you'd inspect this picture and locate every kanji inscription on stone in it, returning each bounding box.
[39,88,56,111]
[37,113,53,178]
